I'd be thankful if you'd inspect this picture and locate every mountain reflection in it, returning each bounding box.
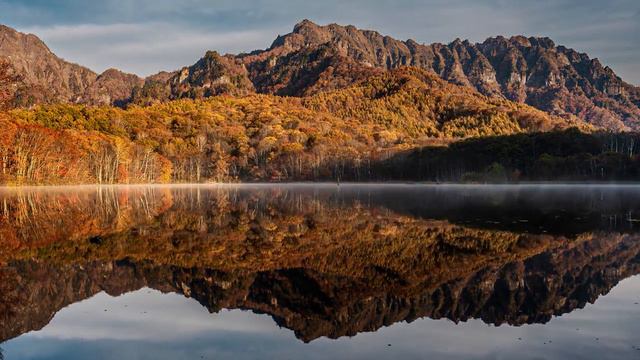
[1,185,640,343]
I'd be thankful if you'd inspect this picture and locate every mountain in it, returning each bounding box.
[130,51,255,105]
[244,44,383,97]
[0,24,142,106]
[243,20,640,130]
[1,21,639,131]
[79,68,144,107]
[0,24,96,105]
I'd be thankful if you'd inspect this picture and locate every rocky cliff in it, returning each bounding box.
[248,20,640,130]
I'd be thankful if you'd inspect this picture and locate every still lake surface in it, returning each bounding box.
[0,184,639,359]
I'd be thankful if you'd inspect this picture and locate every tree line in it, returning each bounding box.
[371,129,640,182]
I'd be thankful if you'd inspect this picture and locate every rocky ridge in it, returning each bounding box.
[247,20,640,130]
[1,20,639,130]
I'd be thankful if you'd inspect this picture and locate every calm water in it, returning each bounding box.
[1,184,639,359]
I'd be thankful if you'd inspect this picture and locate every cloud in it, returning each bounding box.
[22,23,146,41]
[21,22,277,75]
[28,289,282,341]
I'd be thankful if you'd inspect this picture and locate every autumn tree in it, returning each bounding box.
[209,142,231,182]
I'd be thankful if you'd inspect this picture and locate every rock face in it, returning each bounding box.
[250,20,640,130]
[131,51,254,105]
[170,51,254,98]
[81,69,144,106]
[244,44,382,96]
[0,25,142,106]
[1,21,639,131]
[0,24,97,106]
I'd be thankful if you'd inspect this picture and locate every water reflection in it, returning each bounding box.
[1,185,640,358]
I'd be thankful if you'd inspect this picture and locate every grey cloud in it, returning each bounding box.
[21,22,276,75]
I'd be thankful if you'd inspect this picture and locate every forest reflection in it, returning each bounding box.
[1,185,640,343]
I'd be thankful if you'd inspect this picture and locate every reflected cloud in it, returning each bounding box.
[29,289,281,341]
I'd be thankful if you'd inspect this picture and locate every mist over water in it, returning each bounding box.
[1,184,639,359]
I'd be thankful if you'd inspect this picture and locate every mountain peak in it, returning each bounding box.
[293,19,319,32]
[0,23,100,106]
[0,24,15,34]
[0,24,53,54]
[0,23,150,107]
[508,35,531,47]
[98,68,138,78]
[528,36,556,49]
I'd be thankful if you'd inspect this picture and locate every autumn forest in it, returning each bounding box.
[1,20,640,185]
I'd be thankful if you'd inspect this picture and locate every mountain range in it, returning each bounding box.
[1,20,639,131]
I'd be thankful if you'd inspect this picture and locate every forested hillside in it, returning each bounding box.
[1,68,578,185]
[1,20,640,185]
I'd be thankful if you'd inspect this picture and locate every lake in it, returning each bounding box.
[0,184,639,359]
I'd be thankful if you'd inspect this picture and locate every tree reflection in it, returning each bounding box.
[1,185,640,343]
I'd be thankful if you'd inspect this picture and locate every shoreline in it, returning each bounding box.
[3,182,640,191]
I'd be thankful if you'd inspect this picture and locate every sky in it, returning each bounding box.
[0,0,638,84]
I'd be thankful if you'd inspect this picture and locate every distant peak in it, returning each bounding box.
[509,35,531,47]
[0,24,14,32]
[0,23,52,54]
[204,50,222,59]
[293,19,320,32]
[98,68,142,80]
[99,68,124,76]
[449,38,464,46]
[528,37,556,49]
[483,35,558,49]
